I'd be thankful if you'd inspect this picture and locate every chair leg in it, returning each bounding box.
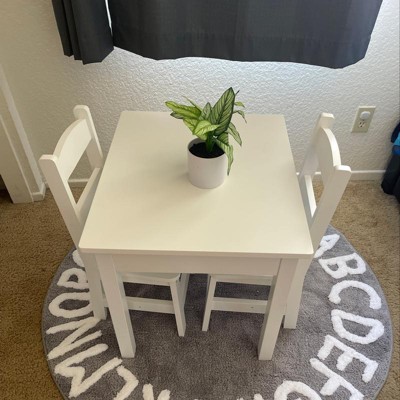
[202,275,217,331]
[283,258,311,329]
[179,273,190,301]
[79,252,107,320]
[170,279,187,337]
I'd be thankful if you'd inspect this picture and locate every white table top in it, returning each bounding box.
[79,112,313,258]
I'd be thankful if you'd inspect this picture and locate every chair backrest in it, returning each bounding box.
[39,105,104,247]
[298,113,351,251]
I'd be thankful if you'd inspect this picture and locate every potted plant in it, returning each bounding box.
[165,87,246,189]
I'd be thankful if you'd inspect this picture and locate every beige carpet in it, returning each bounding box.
[0,181,399,399]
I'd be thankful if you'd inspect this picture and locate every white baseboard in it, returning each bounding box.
[32,182,46,201]
[44,178,88,191]
[349,170,385,180]
[68,179,89,188]
[67,170,385,188]
[1,178,46,201]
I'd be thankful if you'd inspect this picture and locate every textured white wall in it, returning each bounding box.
[0,0,399,179]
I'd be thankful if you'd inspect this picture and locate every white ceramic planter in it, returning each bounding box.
[187,139,228,189]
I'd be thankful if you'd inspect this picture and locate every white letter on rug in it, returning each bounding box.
[331,310,384,344]
[318,335,379,383]
[319,253,366,279]
[57,268,89,290]
[274,380,322,399]
[315,234,340,258]
[329,281,382,310]
[142,384,170,400]
[49,292,92,318]
[72,250,84,268]
[55,343,122,398]
[46,317,101,360]
[310,358,364,400]
[114,366,139,400]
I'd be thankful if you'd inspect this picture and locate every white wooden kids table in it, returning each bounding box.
[79,111,314,360]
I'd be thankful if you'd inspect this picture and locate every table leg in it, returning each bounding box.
[258,258,297,360]
[284,258,312,329]
[96,254,136,358]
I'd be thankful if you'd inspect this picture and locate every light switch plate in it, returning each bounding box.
[352,106,376,133]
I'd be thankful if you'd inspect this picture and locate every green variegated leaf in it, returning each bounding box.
[210,88,235,135]
[194,120,220,140]
[165,101,201,119]
[234,109,247,122]
[215,139,234,174]
[201,102,212,120]
[234,101,245,108]
[170,112,184,119]
[183,96,202,112]
[183,118,198,133]
[227,122,242,146]
[217,132,229,145]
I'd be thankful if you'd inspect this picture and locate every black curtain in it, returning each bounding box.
[53,0,383,68]
[52,0,113,64]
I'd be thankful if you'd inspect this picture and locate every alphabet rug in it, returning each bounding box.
[42,227,392,399]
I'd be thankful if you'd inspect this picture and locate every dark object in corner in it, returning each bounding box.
[381,122,400,203]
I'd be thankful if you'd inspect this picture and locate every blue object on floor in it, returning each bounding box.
[382,122,400,202]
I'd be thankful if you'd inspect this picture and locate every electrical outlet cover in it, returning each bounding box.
[352,106,376,133]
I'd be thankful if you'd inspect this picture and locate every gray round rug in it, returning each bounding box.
[42,227,392,400]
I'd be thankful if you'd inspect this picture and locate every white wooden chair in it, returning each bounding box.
[39,105,189,336]
[202,113,351,332]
